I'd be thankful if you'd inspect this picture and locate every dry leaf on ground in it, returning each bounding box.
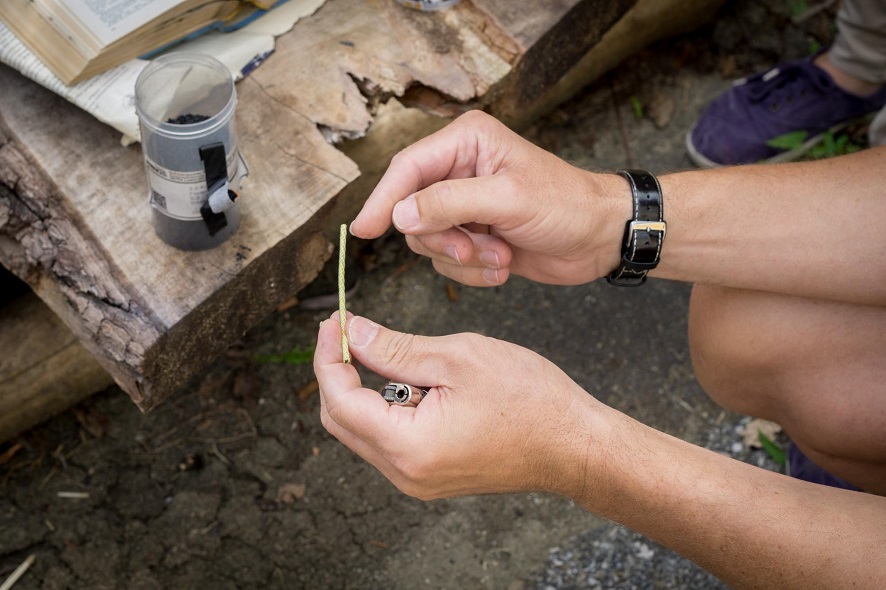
[740,418,782,448]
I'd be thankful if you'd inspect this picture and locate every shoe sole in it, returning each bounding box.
[685,116,872,169]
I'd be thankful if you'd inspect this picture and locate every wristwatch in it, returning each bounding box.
[606,169,666,287]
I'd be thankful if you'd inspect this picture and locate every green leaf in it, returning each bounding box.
[255,344,316,366]
[808,143,827,159]
[630,95,643,120]
[822,131,836,155]
[758,431,786,467]
[766,130,808,150]
[801,131,863,161]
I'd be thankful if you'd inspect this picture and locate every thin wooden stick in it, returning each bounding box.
[0,554,35,590]
[56,491,89,499]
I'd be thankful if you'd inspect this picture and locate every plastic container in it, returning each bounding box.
[135,53,247,251]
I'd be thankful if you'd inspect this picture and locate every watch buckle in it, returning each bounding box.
[626,220,666,245]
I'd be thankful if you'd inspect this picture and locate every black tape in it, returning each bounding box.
[199,142,228,236]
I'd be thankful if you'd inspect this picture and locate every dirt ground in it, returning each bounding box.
[1,2,845,588]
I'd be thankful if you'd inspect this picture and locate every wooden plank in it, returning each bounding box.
[0,293,112,443]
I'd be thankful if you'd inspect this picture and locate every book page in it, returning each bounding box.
[0,23,146,138]
[0,0,326,142]
[58,0,181,46]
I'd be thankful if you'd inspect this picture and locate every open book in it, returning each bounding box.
[0,0,283,84]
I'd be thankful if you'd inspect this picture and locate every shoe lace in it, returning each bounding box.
[744,63,828,112]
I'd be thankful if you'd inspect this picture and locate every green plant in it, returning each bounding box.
[765,130,862,160]
[807,131,862,159]
[758,431,787,467]
[630,95,643,120]
[255,343,316,365]
[766,130,809,150]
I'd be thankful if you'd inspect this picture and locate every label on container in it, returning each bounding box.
[145,149,244,220]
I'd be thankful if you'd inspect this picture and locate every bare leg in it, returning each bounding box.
[688,284,886,494]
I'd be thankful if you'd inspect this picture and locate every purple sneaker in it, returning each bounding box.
[687,54,886,168]
[786,442,860,491]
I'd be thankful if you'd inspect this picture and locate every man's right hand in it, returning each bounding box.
[350,111,631,287]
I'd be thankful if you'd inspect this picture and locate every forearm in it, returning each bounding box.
[647,146,886,304]
[561,399,886,589]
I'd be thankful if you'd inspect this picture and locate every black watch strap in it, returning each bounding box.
[607,169,666,287]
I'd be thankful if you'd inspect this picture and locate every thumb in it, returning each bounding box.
[347,316,450,387]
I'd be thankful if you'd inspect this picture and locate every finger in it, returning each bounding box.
[407,229,512,271]
[404,229,474,267]
[317,385,392,463]
[314,317,393,443]
[351,111,495,239]
[431,258,510,287]
[346,316,455,388]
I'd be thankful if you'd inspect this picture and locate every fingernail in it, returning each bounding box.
[479,250,500,269]
[393,196,419,231]
[445,245,462,266]
[483,268,500,284]
[348,317,379,348]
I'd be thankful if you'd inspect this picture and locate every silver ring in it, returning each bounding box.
[380,383,429,408]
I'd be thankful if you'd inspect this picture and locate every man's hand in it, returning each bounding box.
[350,110,630,287]
[313,312,606,500]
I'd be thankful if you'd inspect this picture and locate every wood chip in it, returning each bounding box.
[446,283,459,302]
[0,442,23,466]
[56,491,90,499]
[73,406,110,439]
[646,92,675,129]
[277,483,307,504]
[276,296,299,313]
[297,380,320,401]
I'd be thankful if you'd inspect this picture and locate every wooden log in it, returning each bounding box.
[492,0,728,127]
[0,292,112,443]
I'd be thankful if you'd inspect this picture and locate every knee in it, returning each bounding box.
[688,285,783,419]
